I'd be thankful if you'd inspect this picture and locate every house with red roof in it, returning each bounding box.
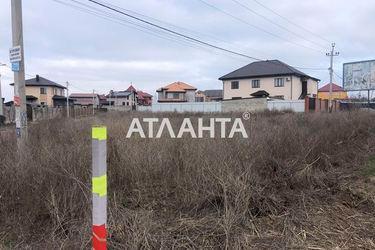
[318,83,348,100]
[137,91,153,106]
[107,84,138,107]
[106,84,152,107]
[156,81,197,102]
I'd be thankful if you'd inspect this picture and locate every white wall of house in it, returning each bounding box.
[222,75,318,100]
[185,90,196,102]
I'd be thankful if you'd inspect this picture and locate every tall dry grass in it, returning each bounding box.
[0,111,374,249]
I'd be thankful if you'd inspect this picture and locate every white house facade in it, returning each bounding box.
[219,60,320,100]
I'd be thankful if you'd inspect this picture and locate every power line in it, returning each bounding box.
[54,0,252,62]
[196,0,323,53]
[87,0,262,61]
[250,0,331,44]
[333,70,343,80]
[85,0,328,71]
[92,0,273,59]
[52,0,327,76]
[229,0,327,49]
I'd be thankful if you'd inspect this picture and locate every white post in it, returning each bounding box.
[92,126,107,249]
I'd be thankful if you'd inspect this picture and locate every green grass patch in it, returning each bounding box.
[362,156,375,177]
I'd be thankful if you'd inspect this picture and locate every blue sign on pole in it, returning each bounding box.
[11,62,20,72]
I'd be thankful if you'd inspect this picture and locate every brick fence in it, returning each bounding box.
[304,96,340,112]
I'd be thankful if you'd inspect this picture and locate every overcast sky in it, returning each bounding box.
[1,0,374,101]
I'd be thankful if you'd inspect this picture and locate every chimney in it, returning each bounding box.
[36,75,40,82]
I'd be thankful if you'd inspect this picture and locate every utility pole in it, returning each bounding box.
[326,43,339,112]
[0,63,6,116]
[92,89,95,115]
[66,81,70,118]
[11,0,27,144]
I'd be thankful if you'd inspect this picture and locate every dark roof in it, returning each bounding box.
[108,91,132,98]
[251,90,270,98]
[203,89,223,98]
[52,95,68,100]
[318,83,346,92]
[10,75,66,89]
[219,60,320,81]
[26,95,38,100]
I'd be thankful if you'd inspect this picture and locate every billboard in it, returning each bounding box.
[343,60,375,91]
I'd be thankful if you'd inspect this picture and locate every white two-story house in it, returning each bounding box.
[219,60,320,100]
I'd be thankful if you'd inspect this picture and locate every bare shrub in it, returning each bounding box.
[0,111,374,249]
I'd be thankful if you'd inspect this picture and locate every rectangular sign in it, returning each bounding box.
[343,60,375,91]
[14,96,20,107]
[11,62,20,72]
[9,46,22,63]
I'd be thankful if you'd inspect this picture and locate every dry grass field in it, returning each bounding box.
[0,111,374,249]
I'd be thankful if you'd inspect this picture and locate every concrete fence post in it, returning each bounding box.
[92,126,107,250]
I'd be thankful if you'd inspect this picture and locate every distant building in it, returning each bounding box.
[53,95,75,107]
[318,83,348,100]
[98,95,109,106]
[219,60,319,100]
[196,89,223,102]
[10,74,66,107]
[107,85,138,107]
[156,81,197,103]
[137,91,153,106]
[70,93,100,107]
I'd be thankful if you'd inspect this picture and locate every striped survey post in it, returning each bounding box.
[92,126,107,250]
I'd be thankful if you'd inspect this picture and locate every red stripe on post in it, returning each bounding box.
[93,224,107,250]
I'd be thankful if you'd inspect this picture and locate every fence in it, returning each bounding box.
[305,97,341,112]
[138,99,305,113]
[2,106,95,124]
[267,100,305,112]
[138,102,222,112]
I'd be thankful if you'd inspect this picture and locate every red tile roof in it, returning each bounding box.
[318,83,346,92]
[137,91,152,100]
[157,81,197,93]
[126,85,137,92]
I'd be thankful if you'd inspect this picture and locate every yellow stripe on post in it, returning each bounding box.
[92,126,107,141]
[92,175,107,197]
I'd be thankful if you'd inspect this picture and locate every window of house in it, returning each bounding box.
[40,87,47,94]
[231,81,239,89]
[252,79,260,88]
[173,93,179,99]
[122,102,126,106]
[274,78,285,87]
[127,102,129,106]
